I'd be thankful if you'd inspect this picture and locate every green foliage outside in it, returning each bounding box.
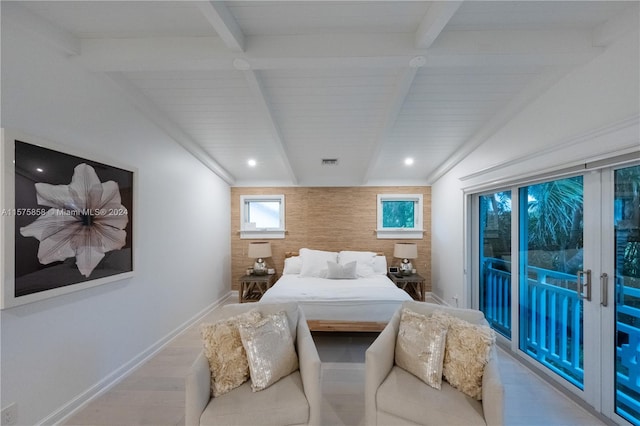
[382,201,414,228]
[522,176,584,274]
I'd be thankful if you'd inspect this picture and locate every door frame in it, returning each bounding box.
[467,159,640,422]
[599,163,640,426]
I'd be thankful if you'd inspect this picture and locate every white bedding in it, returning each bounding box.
[260,274,412,323]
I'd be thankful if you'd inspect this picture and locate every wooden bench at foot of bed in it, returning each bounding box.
[307,320,387,332]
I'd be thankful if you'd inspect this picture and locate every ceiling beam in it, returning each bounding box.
[241,70,298,185]
[196,1,245,52]
[592,2,639,47]
[74,30,602,72]
[415,1,463,49]
[2,2,80,56]
[104,72,236,185]
[362,67,420,184]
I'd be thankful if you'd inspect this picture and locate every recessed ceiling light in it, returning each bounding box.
[36,167,44,173]
[247,159,257,167]
[404,158,414,166]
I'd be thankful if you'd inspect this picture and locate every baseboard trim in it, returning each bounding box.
[44,291,234,426]
[429,292,449,306]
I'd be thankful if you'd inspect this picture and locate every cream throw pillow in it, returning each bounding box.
[239,311,299,392]
[200,309,262,397]
[432,310,496,399]
[395,308,448,389]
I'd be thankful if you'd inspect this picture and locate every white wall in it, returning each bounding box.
[431,28,640,306]
[1,15,231,425]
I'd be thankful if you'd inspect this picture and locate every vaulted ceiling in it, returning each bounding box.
[5,1,637,186]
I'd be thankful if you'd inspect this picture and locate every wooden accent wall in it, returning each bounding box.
[230,186,431,292]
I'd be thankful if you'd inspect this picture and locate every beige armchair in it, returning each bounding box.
[185,302,322,426]
[365,301,504,426]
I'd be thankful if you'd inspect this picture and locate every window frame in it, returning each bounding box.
[376,194,424,239]
[240,195,285,239]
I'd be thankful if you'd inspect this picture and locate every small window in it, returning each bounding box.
[377,194,423,239]
[240,195,285,239]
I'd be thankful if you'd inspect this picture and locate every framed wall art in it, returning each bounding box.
[1,129,135,309]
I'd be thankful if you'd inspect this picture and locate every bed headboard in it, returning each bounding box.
[285,251,385,258]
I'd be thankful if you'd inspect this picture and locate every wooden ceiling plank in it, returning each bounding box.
[3,2,81,56]
[105,72,236,185]
[362,67,420,185]
[196,1,245,52]
[242,70,298,185]
[415,1,464,49]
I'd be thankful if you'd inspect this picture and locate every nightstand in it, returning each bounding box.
[239,274,276,303]
[388,273,425,301]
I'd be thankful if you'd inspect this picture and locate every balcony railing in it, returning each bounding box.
[520,266,583,388]
[480,258,512,338]
[481,257,640,420]
[616,284,640,422]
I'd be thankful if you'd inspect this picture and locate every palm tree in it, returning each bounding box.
[523,176,584,273]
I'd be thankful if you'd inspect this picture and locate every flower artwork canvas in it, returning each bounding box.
[1,133,134,308]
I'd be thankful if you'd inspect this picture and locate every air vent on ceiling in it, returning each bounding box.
[321,158,339,166]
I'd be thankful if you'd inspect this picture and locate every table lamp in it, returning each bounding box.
[394,243,417,276]
[248,242,272,275]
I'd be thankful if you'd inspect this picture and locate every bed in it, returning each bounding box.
[259,249,413,332]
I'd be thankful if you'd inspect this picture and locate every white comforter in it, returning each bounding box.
[260,274,412,322]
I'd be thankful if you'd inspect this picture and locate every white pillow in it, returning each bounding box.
[338,251,376,277]
[326,261,357,279]
[299,248,338,278]
[372,255,388,275]
[282,256,302,275]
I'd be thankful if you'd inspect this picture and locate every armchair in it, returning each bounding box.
[185,302,322,426]
[365,301,504,426]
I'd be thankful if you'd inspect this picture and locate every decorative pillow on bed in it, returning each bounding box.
[238,311,299,392]
[200,309,262,397]
[338,251,376,277]
[283,256,302,275]
[372,255,388,275]
[395,308,448,389]
[326,260,357,279]
[431,310,496,400]
[299,248,338,278]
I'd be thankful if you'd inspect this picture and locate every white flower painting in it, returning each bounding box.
[20,163,129,278]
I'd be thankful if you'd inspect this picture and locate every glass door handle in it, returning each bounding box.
[600,273,608,307]
[577,269,592,301]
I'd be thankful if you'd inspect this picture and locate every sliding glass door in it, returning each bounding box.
[479,191,512,339]
[612,164,640,424]
[518,176,586,389]
[473,162,640,424]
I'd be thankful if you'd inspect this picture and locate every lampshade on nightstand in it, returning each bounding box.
[248,242,272,275]
[394,243,417,276]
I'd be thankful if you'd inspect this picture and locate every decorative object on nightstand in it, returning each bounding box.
[248,241,272,275]
[394,243,417,276]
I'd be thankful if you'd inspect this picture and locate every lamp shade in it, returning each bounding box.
[394,243,417,259]
[248,242,272,259]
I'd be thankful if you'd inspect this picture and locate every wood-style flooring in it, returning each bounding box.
[63,298,607,426]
